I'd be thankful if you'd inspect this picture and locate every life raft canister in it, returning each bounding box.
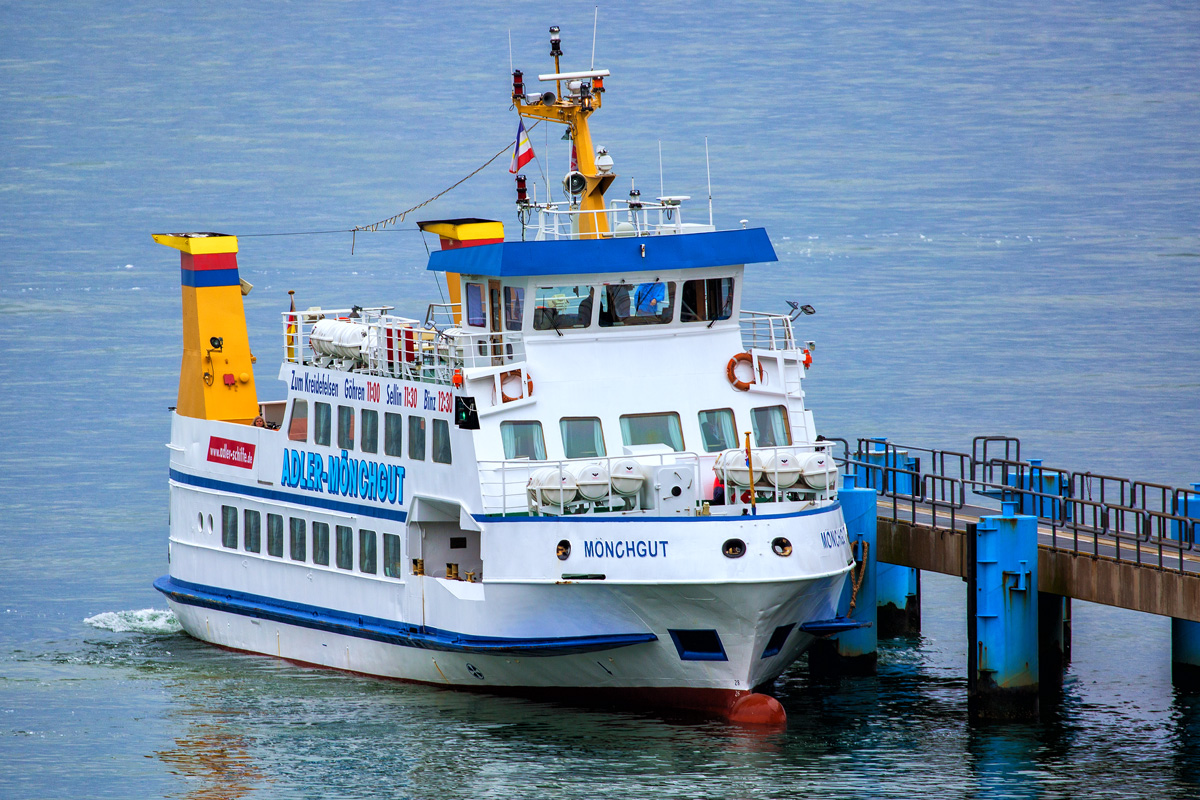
[725,352,762,391]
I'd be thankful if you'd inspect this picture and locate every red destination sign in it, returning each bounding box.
[207,436,256,469]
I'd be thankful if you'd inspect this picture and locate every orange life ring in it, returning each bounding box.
[500,369,533,403]
[801,348,813,369]
[725,352,761,391]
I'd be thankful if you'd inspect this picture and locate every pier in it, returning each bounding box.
[815,436,1200,721]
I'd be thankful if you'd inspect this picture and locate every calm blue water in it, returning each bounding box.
[2,1,1198,797]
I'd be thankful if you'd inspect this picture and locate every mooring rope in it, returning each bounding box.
[848,539,870,614]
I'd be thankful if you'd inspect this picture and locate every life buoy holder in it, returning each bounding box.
[725,352,762,391]
[500,369,533,403]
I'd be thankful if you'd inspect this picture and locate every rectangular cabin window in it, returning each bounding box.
[314,402,332,447]
[533,285,594,330]
[337,405,355,450]
[504,286,525,331]
[560,417,606,459]
[361,409,379,453]
[384,412,403,457]
[681,277,735,323]
[288,399,308,442]
[599,282,676,327]
[620,413,684,452]
[408,416,426,461]
[383,533,403,578]
[289,518,306,562]
[359,529,377,574]
[751,405,792,447]
[465,282,486,327]
[267,514,284,557]
[312,521,330,566]
[698,409,738,452]
[336,525,353,570]
[500,420,546,460]
[243,509,261,553]
[431,418,452,464]
[221,506,238,549]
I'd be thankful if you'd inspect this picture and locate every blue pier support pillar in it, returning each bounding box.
[967,502,1039,721]
[808,474,878,677]
[1170,484,1200,689]
[876,562,921,638]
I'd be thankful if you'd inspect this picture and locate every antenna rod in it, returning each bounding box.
[591,6,598,70]
[705,136,713,226]
[658,140,664,198]
[508,29,513,74]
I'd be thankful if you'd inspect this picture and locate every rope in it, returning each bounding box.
[351,120,540,234]
[848,539,870,614]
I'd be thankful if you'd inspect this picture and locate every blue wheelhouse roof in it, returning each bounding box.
[426,228,777,277]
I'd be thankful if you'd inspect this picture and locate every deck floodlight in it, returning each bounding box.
[563,170,586,196]
[209,336,223,349]
[549,26,562,57]
[540,91,556,106]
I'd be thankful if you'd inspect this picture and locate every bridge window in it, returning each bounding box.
[620,413,684,452]
[561,417,606,459]
[432,418,452,464]
[312,521,330,566]
[289,518,307,562]
[221,506,238,549]
[680,277,734,323]
[501,420,546,460]
[504,286,525,331]
[465,283,486,327]
[599,282,676,327]
[359,529,377,574]
[408,416,426,461]
[336,525,353,570]
[383,533,403,578]
[244,510,261,553]
[384,412,403,457]
[751,405,791,447]
[533,285,594,330]
[698,409,738,452]
[288,399,308,442]
[267,514,283,557]
[361,409,378,453]
[314,402,331,447]
[337,405,355,450]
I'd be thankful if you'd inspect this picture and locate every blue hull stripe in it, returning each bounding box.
[154,576,658,656]
[169,468,408,523]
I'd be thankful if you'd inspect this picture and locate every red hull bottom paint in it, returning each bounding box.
[199,639,787,725]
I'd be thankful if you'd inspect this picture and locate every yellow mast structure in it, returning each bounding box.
[512,26,615,239]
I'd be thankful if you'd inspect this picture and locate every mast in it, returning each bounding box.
[512,26,614,239]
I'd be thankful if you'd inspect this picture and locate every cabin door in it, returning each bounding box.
[488,280,503,366]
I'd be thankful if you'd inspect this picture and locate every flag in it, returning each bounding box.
[570,142,578,172]
[286,291,297,362]
[509,120,534,174]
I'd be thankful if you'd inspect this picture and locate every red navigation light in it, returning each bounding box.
[592,75,604,93]
[512,69,524,101]
[515,174,528,204]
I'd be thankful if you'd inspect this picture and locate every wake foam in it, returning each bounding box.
[84,608,182,634]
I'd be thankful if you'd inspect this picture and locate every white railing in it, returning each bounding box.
[283,307,526,385]
[740,310,798,352]
[525,197,714,241]
[476,443,839,517]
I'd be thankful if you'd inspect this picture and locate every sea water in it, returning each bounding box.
[1,1,1198,797]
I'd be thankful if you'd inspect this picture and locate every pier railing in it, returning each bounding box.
[829,436,1200,575]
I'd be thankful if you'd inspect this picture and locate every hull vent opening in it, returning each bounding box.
[668,629,728,662]
[760,623,796,659]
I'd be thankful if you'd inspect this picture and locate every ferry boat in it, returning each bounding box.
[153,28,855,725]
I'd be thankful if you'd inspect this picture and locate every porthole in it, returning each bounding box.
[772,537,793,557]
[556,539,571,561]
[722,538,746,559]
[207,514,213,532]
[196,512,203,531]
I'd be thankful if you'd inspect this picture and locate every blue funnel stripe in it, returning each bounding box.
[181,267,241,288]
